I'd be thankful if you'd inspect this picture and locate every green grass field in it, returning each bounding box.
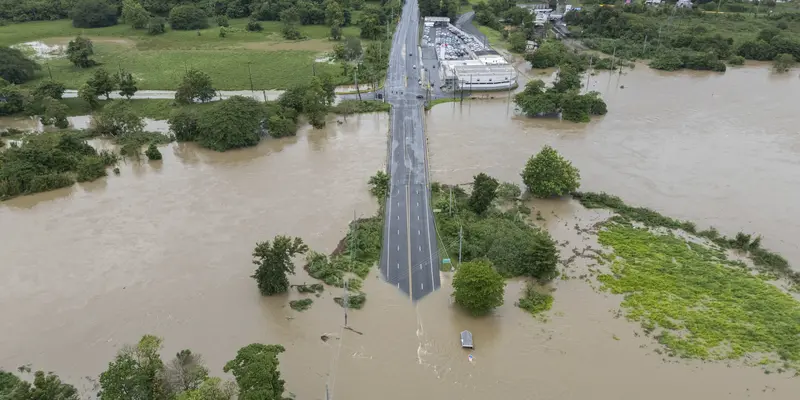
[1,18,361,90]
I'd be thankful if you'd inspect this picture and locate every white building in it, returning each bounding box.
[441,56,517,91]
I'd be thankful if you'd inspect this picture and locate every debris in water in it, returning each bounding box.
[468,354,474,362]
[320,334,329,342]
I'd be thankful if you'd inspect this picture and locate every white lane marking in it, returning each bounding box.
[397,202,400,207]
[417,216,420,220]
[418,230,421,235]
[397,229,400,235]
[397,263,400,269]
[421,283,424,290]
[418,245,422,252]
[416,202,419,207]
[397,245,400,252]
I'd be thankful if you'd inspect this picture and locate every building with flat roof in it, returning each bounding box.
[441,60,517,91]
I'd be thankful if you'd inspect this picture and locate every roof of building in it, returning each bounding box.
[474,49,500,56]
[460,330,473,348]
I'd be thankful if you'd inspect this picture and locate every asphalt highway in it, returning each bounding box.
[379,0,441,301]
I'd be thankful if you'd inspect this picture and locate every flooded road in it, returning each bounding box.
[2,64,800,400]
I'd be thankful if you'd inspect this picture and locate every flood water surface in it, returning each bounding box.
[2,65,800,400]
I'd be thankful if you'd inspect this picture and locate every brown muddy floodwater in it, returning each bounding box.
[2,65,800,400]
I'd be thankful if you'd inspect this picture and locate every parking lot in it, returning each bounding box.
[421,24,487,60]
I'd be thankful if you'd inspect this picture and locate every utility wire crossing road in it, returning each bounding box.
[379,0,441,301]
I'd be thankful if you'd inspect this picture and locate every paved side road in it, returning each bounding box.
[61,89,386,103]
[379,0,441,301]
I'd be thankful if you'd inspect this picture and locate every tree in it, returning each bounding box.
[508,31,527,53]
[0,370,79,400]
[246,17,263,32]
[34,81,66,99]
[78,83,99,109]
[368,170,390,200]
[359,6,383,39]
[773,53,795,72]
[175,69,215,104]
[41,97,69,129]
[301,77,331,128]
[92,100,145,136]
[325,0,345,27]
[468,173,499,214]
[521,145,580,198]
[330,25,342,40]
[169,5,209,30]
[115,70,138,99]
[66,35,95,68]
[280,8,303,40]
[168,108,201,141]
[0,47,40,84]
[99,335,168,400]
[148,17,167,35]
[344,36,362,61]
[88,68,115,100]
[176,377,237,400]
[216,15,230,27]
[223,344,286,400]
[266,114,297,138]
[524,40,566,68]
[145,143,162,160]
[196,96,266,151]
[452,260,505,316]
[163,350,208,395]
[71,0,118,28]
[122,0,150,29]
[250,236,308,296]
[550,64,581,93]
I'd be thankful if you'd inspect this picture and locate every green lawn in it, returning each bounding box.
[1,19,361,89]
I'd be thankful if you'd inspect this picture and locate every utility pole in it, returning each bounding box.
[47,64,53,81]
[247,62,254,92]
[458,224,463,267]
[354,65,362,101]
[449,186,453,215]
[642,34,648,56]
[585,56,592,94]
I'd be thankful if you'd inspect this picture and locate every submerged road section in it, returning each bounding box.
[379,0,441,301]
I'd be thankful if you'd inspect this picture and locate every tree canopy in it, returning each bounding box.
[452,260,506,316]
[169,5,209,30]
[0,47,40,84]
[71,0,118,28]
[223,344,286,400]
[66,35,95,68]
[196,96,265,151]
[251,236,309,295]
[175,69,215,104]
[468,172,499,214]
[521,145,580,198]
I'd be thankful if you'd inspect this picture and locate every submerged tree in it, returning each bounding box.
[468,173,499,214]
[251,236,309,295]
[92,100,145,136]
[145,143,162,160]
[773,53,796,72]
[0,369,79,400]
[223,344,286,400]
[163,350,208,395]
[521,145,580,198]
[367,170,390,200]
[0,47,41,84]
[452,260,505,316]
[99,335,168,400]
[196,96,266,151]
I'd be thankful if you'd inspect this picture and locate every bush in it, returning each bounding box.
[246,18,263,32]
[175,69,215,104]
[521,145,580,198]
[66,35,94,68]
[168,108,201,141]
[121,0,149,29]
[517,282,553,316]
[71,0,118,28]
[773,53,796,72]
[169,5,209,30]
[0,47,40,84]
[145,143,162,160]
[147,17,166,35]
[196,96,266,151]
[76,156,107,182]
[216,15,229,27]
[0,85,30,116]
[289,299,313,311]
[728,55,745,66]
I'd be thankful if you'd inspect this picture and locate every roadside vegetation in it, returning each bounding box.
[0,0,402,90]
[1,334,289,400]
[574,191,800,369]
[434,160,561,315]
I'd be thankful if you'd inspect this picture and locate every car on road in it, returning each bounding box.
[416,94,424,99]
[413,65,416,69]
[409,53,413,56]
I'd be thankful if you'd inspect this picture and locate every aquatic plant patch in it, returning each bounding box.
[597,223,800,366]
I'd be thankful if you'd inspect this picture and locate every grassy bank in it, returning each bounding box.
[59,98,216,120]
[596,222,800,369]
[2,19,357,90]
[573,192,799,285]
[331,100,391,114]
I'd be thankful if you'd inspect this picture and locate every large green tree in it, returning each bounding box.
[251,236,309,295]
[88,68,116,100]
[223,344,286,400]
[66,35,95,68]
[71,0,118,28]
[468,173,499,214]
[452,260,505,316]
[521,145,580,198]
[169,5,209,30]
[175,377,237,400]
[168,108,201,142]
[122,0,150,29]
[196,96,265,151]
[116,69,139,99]
[92,100,145,137]
[99,335,169,400]
[175,69,215,104]
[0,47,40,84]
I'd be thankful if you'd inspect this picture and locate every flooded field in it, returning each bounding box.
[2,65,800,399]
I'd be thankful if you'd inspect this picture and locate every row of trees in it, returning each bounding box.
[565,5,800,71]
[514,65,608,123]
[0,336,288,400]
